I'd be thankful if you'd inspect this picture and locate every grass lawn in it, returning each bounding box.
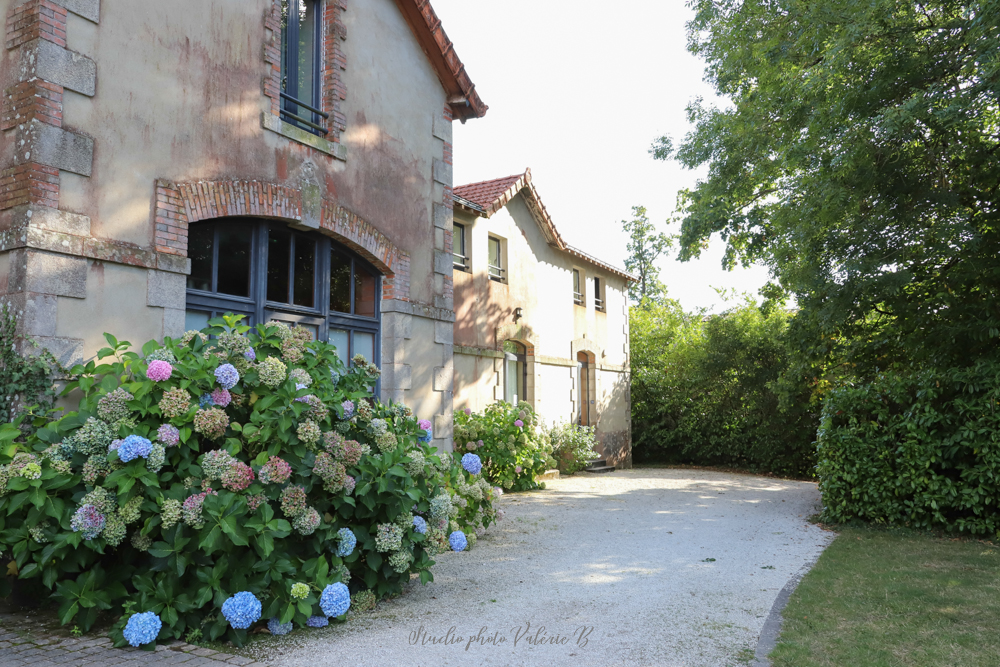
[770,526,1000,667]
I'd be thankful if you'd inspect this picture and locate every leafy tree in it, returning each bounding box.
[658,0,1000,377]
[621,205,673,306]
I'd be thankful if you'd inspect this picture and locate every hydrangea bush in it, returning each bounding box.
[0,315,499,646]
[453,401,554,491]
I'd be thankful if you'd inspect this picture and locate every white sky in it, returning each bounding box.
[432,0,772,312]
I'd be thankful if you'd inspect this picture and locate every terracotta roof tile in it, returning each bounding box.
[453,170,637,282]
[453,174,523,210]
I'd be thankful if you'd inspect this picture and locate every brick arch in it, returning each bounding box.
[153,178,409,301]
[495,322,538,356]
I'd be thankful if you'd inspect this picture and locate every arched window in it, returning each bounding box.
[184,218,380,367]
[503,340,526,405]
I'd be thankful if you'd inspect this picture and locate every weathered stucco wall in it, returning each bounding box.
[0,0,464,450]
[452,190,632,466]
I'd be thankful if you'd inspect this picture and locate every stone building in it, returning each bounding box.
[0,0,488,451]
[451,170,635,467]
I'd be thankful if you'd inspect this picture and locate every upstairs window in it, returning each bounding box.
[453,222,468,271]
[488,236,505,282]
[594,277,605,312]
[281,0,328,136]
[573,269,584,306]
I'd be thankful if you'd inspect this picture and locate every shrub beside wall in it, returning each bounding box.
[453,401,555,491]
[0,316,500,646]
[542,423,599,474]
[818,362,1000,535]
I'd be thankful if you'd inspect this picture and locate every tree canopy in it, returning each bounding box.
[659,0,1000,376]
[621,205,673,306]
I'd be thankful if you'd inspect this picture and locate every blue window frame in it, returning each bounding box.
[280,0,328,136]
[185,218,381,371]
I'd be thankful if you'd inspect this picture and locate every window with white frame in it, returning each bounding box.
[488,235,505,282]
[594,276,605,311]
[453,222,468,271]
[573,269,585,306]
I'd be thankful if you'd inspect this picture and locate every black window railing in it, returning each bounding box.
[574,291,585,306]
[280,92,329,136]
[489,264,505,281]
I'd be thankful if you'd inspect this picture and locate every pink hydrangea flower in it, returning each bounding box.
[210,388,232,408]
[514,420,524,428]
[147,360,173,382]
[221,462,255,492]
[418,419,432,431]
[157,424,180,447]
[258,456,292,485]
[515,465,523,474]
[464,408,472,416]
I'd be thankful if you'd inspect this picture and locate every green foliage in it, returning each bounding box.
[621,205,673,307]
[453,402,553,491]
[818,362,1000,535]
[0,303,65,427]
[663,0,1000,378]
[631,297,817,476]
[0,315,497,646]
[542,423,599,475]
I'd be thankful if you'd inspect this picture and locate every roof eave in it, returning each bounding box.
[393,0,488,122]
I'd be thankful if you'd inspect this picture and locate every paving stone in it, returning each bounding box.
[190,648,219,657]
[225,657,256,666]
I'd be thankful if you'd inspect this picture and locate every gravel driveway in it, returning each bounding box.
[256,468,833,667]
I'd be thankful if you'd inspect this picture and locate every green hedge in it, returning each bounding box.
[631,300,817,476]
[818,362,1000,535]
[0,315,498,646]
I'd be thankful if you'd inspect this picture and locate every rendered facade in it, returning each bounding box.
[452,170,635,468]
[0,0,488,452]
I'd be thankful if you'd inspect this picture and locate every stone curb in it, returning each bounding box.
[751,553,823,667]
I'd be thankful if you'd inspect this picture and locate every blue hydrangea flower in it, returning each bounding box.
[267,617,293,636]
[319,583,351,618]
[412,516,427,534]
[461,453,482,475]
[215,363,240,390]
[199,393,215,409]
[336,527,356,557]
[244,348,256,361]
[123,611,162,647]
[307,615,329,628]
[449,530,468,552]
[118,435,153,463]
[330,369,340,385]
[221,591,262,630]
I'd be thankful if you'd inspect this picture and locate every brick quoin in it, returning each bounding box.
[5,0,67,50]
[153,179,410,303]
[1,80,63,130]
[0,162,59,210]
